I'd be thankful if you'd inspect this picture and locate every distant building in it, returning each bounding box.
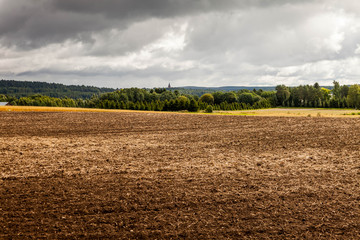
[0,102,9,106]
[168,83,171,88]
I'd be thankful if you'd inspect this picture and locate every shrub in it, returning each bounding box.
[205,105,213,113]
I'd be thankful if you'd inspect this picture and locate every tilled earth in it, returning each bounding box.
[0,111,360,239]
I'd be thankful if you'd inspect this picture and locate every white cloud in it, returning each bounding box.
[355,44,360,54]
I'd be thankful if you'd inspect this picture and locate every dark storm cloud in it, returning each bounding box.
[0,0,117,49]
[0,0,311,49]
[53,0,294,18]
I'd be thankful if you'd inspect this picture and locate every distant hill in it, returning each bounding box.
[169,86,277,96]
[180,86,276,91]
[170,85,334,96]
[0,79,334,99]
[0,80,116,99]
[181,86,275,91]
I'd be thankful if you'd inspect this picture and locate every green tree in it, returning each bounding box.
[347,84,360,109]
[176,96,190,110]
[188,99,199,112]
[321,88,331,102]
[212,92,225,104]
[276,85,290,105]
[160,91,176,101]
[238,92,261,105]
[223,92,237,103]
[314,82,320,90]
[199,93,214,105]
[0,94,7,102]
[340,85,349,98]
[332,81,341,100]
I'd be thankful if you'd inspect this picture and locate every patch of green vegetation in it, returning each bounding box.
[344,112,360,115]
[204,105,213,113]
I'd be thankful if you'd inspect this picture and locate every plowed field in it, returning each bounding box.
[1,111,360,239]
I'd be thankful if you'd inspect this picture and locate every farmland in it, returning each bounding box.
[1,111,360,239]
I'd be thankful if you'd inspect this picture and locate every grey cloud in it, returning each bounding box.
[88,18,180,56]
[0,0,119,49]
[2,0,360,88]
[0,0,312,49]
[53,0,299,18]
[182,2,360,68]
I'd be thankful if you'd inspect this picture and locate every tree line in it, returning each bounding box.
[0,79,115,99]
[276,81,360,108]
[2,87,273,112]
[1,81,360,111]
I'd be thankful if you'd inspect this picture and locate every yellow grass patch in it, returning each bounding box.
[217,108,360,118]
[2,105,360,118]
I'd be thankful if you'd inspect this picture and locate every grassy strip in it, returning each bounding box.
[344,112,360,115]
[216,108,360,118]
[1,105,360,118]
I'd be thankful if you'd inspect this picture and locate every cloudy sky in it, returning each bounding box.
[1,0,360,88]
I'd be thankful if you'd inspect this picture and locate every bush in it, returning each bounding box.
[205,105,213,113]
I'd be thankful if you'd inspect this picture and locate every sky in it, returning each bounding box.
[1,0,360,88]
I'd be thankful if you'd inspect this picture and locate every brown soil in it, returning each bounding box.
[1,111,360,239]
